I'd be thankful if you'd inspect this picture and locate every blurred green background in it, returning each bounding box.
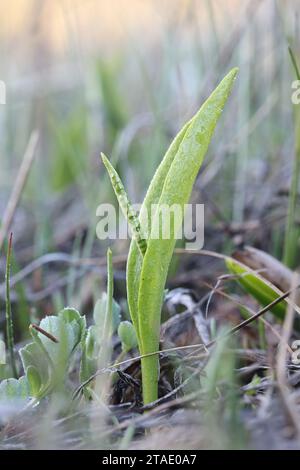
[0,0,299,324]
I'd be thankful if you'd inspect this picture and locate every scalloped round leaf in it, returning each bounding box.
[38,315,77,367]
[0,376,30,401]
[20,341,51,384]
[59,307,86,343]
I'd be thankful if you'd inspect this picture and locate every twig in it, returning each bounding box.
[199,279,293,355]
[0,252,127,296]
[30,324,59,343]
[218,284,300,339]
[0,130,39,251]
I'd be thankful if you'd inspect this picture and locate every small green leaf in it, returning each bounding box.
[19,341,51,398]
[80,326,98,385]
[59,307,86,344]
[19,309,86,399]
[118,321,138,352]
[93,294,121,335]
[34,309,85,370]
[0,376,30,401]
[26,365,42,397]
[85,325,98,359]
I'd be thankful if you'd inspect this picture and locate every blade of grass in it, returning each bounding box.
[102,248,114,342]
[288,46,300,80]
[94,248,114,399]
[5,233,17,378]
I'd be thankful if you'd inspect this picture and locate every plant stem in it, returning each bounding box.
[103,248,113,341]
[98,248,114,368]
[140,354,159,405]
[5,233,17,378]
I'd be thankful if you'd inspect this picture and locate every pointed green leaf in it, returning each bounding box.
[126,120,192,341]
[225,257,294,319]
[137,68,238,403]
[102,68,238,404]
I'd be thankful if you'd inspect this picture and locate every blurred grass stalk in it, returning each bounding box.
[283,46,300,268]
[94,248,114,401]
[233,28,250,222]
[202,332,245,449]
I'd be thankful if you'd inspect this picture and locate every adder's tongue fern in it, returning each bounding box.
[101,68,238,405]
[101,153,147,257]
